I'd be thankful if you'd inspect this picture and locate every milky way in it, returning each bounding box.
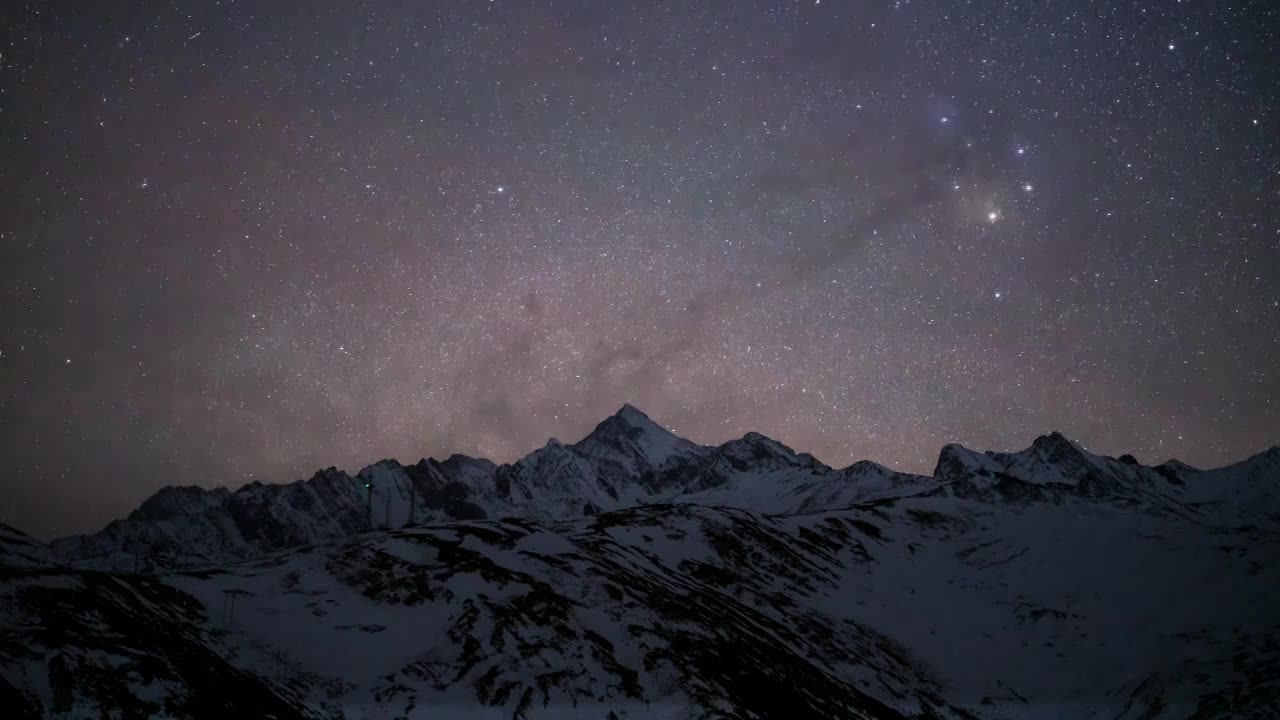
[2,2,1277,538]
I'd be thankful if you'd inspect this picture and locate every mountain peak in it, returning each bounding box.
[1031,430,1077,452]
[609,399,670,427]
[573,404,698,471]
[129,484,229,522]
[716,432,819,471]
[613,402,658,427]
[1159,458,1199,474]
[1026,431,1098,466]
[933,443,1003,481]
[583,403,674,440]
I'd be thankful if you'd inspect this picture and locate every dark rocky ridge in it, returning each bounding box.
[3,409,1278,719]
[42,406,1280,571]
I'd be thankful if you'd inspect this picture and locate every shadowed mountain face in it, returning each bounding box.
[47,405,941,571]
[3,406,1278,719]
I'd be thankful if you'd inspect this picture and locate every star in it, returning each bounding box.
[3,0,1274,542]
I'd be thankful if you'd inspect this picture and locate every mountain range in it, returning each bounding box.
[2,405,1278,719]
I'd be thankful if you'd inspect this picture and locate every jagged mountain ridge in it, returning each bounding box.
[932,431,1280,525]
[3,409,1278,719]
[47,405,1279,571]
[44,405,920,569]
[5,468,1279,718]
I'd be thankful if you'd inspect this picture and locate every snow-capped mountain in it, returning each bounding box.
[570,403,705,492]
[932,431,1280,529]
[44,405,939,571]
[3,406,1278,719]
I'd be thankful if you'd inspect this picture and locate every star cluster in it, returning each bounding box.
[2,1,1277,537]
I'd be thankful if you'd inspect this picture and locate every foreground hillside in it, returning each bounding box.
[2,407,1278,718]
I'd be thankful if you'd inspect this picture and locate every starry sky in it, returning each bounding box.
[2,1,1277,539]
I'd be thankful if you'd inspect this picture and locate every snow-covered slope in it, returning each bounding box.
[5,504,968,719]
[1174,446,1280,528]
[6,491,1279,718]
[7,407,1278,718]
[0,563,314,719]
[798,494,1280,718]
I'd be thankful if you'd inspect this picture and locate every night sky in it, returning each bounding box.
[2,1,1277,539]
